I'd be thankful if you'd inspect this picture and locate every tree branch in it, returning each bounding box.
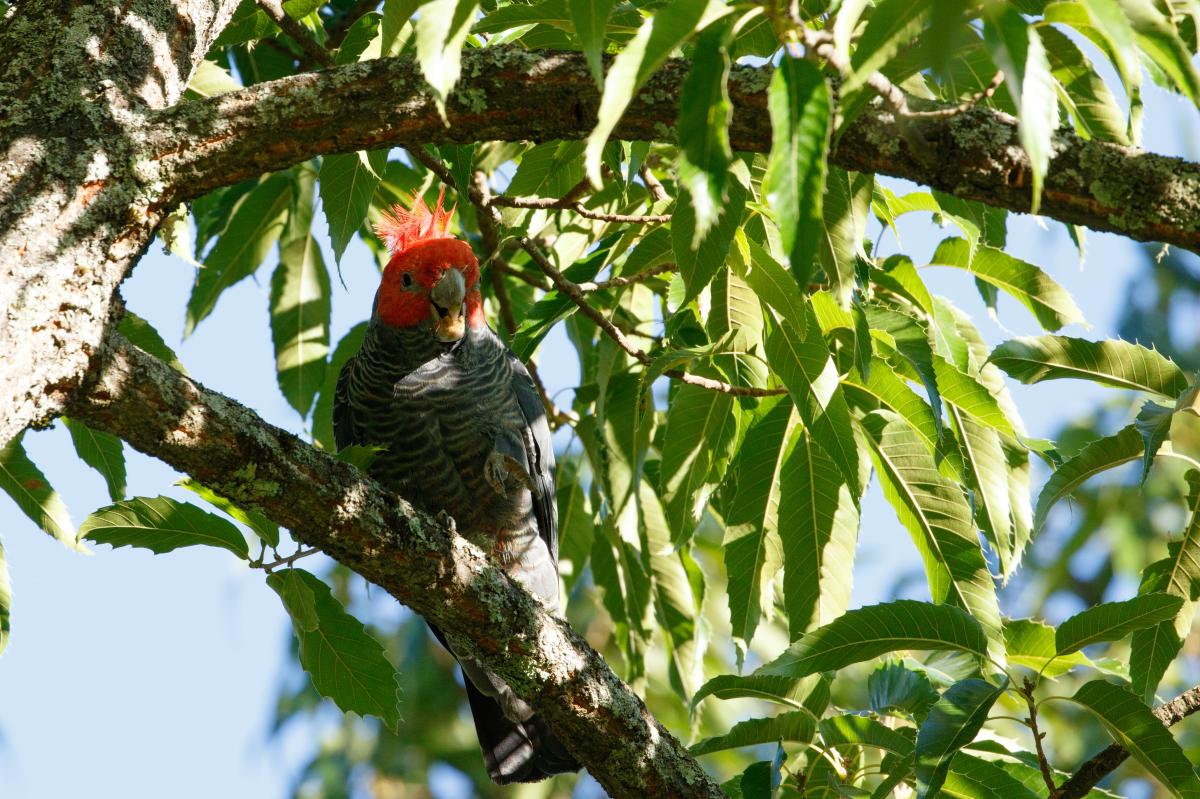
[147,47,1200,256]
[68,332,724,799]
[1056,683,1200,799]
[254,0,336,68]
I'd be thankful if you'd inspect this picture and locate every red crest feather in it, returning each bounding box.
[374,187,457,255]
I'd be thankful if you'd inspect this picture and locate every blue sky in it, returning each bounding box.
[0,75,1196,799]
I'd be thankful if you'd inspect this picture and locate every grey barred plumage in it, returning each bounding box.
[333,253,577,783]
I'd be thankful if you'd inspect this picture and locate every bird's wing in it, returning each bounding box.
[332,354,360,451]
[508,356,558,567]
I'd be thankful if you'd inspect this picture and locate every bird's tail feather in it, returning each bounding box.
[462,675,580,784]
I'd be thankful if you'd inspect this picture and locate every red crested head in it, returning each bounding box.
[374,188,484,341]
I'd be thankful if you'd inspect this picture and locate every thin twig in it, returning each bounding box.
[491,260,551,291]
[1021,679,1058,795]
[639,164,669,203]
[255,0,336,68]
[908,70,1005,119]
[576,262,675,293]
[1056,683,1200,799]
[490,195,671,224]
[412,147,786,400]
[255,546,322,572]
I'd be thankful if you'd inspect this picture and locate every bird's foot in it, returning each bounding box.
[436,510,457,534]
[484,451,511,497]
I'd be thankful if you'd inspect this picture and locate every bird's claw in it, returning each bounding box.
[484,451,510,497]
[436,510,457,534]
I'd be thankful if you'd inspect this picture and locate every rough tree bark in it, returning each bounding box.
[5,1,1200,794]
[69,332,725,798]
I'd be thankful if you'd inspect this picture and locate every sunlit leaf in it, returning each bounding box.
[80,496,249,559]
[869,660,940,719]
[690,711,816,755]
[0,536,10,656]
[676,20,733,243]
[62,417,126,502]
[1033,424,1143,532]
[915,678,1004,798]
[989,336,1190,398]
[415,0,480,114]
[268,568,402,731]
[320,151,388,264]
[1056,593,1183,655]
[0,434,81,553]
[178,478,281,550]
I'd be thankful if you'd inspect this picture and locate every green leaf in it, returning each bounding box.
[673,163,747,303]
[820,713,915,757]
[1056,593,1184,655]
[62,417,126,501]
[118,311,186,373]
[584,0,721,183]
[691,672,825,711]
[273,168,331,417]
[817,168,872,307]
[1120,0,1200,105]
[764,56,830,290]
[929,238,1083,331]
[212,0,277,46]
[0,535,10,657]
[950,410,1013,581]
[843,362,945,469]
[915,678,1004,799]
[319,151,387,264]
[735,234,813,331]
[862,412,1003,656]
[1132,473,1200,701]
[723,397,795,647]
[759,600,988,678]
[268,569,402,731]
[177,478,281,550]
[936,355,1016,437]
[1135,400,1174,484]
[186,173,292,334]
[1004,618,1093,677]
[989,335,1190,397]
[1034,424,1143,533]
[675,20,733,243]
[983,5,1059,212]
[0,434,81,552]
[1038,24,1128,144]
[569,0,616,84]
[660,382,740,542]
[869,660,940,719]
[415,0,481,114]
[941,754,1042,799]
[765,324,859,489]
[690,711,816,756]
[845,0,931,94]
[185,58,242,98]
[1068,679,1200,798]
[509,242,612,360]
[80,496,250,559]
[778,429,860,638]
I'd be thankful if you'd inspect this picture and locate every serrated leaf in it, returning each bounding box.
[415,0,480,114]
[778,429,859,638]
[817,168,871,307]
[1068,679,1200,798]
[118,311,186,373]
[821,713,915,758]
[845,0,930,94]
[723,397,795,647]
[673,163,747,303]
[862,412,1003,657]
[1004,618,1093,677]
[736,234,812,330]
[320,151,387,264]
[983,5,1059,212]
[691,672,825,711]
[660,382,739,542]
[509,242,613,360]
[915,678,1004,799]
[177,478,281,549]
[80,496,249,559]
[1056,593,1184,655]
[990,335,1189,398]
[765,324,859,489]
[759,600,988,678]
[185,58,242,98]
[869,660,940,719]
[930,238,1083,330]
[950,410,1013,581]
[584,0,722,183]
[941,754,1042,799]
[676,20,733,243]
[764,56,829,290]
[1039,24,1128,144]
[1034,424,1143,532]
[273,168,331,417]
[690,711,816,756]
[186,173,292,335]
[1120,0,1200,105]
[0,434,81,552]
[268,569,402,730]
[62,417,126,501]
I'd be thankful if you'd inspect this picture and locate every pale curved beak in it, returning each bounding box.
[430,268,467,342]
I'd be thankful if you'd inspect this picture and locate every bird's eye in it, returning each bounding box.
[401,272,413,288]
